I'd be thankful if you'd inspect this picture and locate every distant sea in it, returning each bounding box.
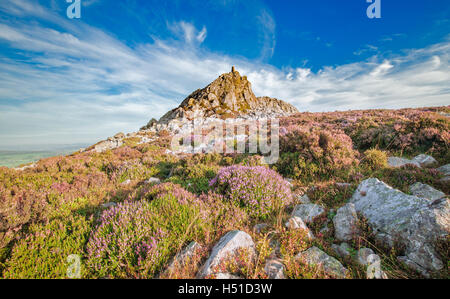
[0,144,88,168]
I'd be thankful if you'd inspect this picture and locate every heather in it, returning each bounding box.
[209,165,292,219]
[86,195,202,278]
[0,106,449,279]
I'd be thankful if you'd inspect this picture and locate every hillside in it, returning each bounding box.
[0,70,449,279]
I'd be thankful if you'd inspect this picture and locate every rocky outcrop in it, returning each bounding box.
[296,247,349,278]
[350,178,449,274]
[197,230,255,278]
[143,67,298,132]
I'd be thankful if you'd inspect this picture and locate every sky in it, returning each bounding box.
[0,0,449,149]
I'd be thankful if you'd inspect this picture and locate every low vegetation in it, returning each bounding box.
[0,107,448,279]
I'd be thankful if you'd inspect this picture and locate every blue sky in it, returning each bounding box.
[0,0,449,149]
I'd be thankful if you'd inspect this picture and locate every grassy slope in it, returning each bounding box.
[0,107,448,279]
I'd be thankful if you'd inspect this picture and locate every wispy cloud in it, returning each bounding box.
[0,0,449,149]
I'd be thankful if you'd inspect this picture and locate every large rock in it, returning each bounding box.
[350,178,450,274]
[409,183,446,201]
[333,203,360,241]
[331,243,352,259]
[165,241,203,276]
[296,247,349,279]
[291,204,326,224]
[388,157,420,168]
[412,154,438,168]
[197,231,255,278]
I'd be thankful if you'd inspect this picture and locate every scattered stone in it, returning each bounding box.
[291,204,326,224]
[437,164,450,176]
[410,182,446,201]
[146,177,161,185]
[253,223,269,234]
[331,243,352,259]
[356,248,376,266]
[264,258,285,279]
[285,216,314,239]
[102,202,117,209]
[437,164,450,183]
[365,254,388,279]
[165,241,203,276]
[350,178,450,274]
[114,132,125,139]
[94,138,123,153]
[121,179,131,186]
[333,203,360,242]
[388,157,421,168]
[197,231,255,278]
[297,194,311,204]
[412,154,438,168]
[14,163,36,171]
[296,247,349,279]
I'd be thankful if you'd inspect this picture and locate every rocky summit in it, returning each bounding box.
[142,67,298,132]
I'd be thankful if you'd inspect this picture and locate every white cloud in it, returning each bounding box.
[0,0,449,149]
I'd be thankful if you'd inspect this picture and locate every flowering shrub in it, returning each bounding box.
[2,215,93,279]
[209,166,292,219]
[363,149,388,171]
[86,195,202,278]
[277,127,358,181]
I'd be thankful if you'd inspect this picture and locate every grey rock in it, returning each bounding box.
[101,202,117,209]
[264,258,285,279]
[114,132,125,139]
[331,243,352,259]
[253,223,269,234]
[437,164,450,183]
[296,247,349,279]
[198,231,255,278]
[285,216,314,239]
[350,178,450,273]
[356,248,376,266]
[94,138,123,153]
[146,177,161,185]
[412,154,438,168]
[165,241,203,275]
[437,164,450,176]
[292,204,326,224]
[388,157,421,168]
[121,179,132,186]
[297,194,311,204]
[333,203,360,242]
[410,182,446,201]
[365,254,388,279]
